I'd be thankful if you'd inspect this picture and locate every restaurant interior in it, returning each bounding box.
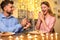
[0,0,60,40]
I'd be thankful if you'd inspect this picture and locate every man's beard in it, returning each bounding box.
[7,12,13,16]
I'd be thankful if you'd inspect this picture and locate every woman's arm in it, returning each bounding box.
[35,13,41,30]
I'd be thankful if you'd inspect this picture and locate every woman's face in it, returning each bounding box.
[41,4,49,15]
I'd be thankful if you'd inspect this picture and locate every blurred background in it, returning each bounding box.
[0,0,60,34]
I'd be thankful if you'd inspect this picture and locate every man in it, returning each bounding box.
[0,0,30,33]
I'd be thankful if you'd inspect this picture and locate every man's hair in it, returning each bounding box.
[0,0,14,10]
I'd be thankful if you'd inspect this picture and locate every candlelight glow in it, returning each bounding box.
[15,37,19,40]
[20,35,24,38]
[8,36,13,38]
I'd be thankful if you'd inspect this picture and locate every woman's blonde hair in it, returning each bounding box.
[41,1,55,16]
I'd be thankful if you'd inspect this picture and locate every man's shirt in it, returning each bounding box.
[0,12,23,33]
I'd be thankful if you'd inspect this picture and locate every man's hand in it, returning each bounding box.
[21,18,31,29]
[23,22,31,29]
[21,18,27,27]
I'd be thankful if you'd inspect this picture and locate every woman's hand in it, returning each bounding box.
[38,12,44,21]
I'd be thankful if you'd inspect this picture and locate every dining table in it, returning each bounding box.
[0,31,60,40]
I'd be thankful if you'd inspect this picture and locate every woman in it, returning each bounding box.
[35,1,56,33]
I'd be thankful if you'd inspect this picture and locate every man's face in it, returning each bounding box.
[4,3,14,15]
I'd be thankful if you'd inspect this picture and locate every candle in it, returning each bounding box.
[42,36,44,40]
[15,37,19,40]
[34,38,38,40]
[19,35,24,40]
[41,33,45,37]
[33,35,38,40]
[51,34,53,36]
[34,35,38,38]
[27,34,31,36]
[27,34,32,40]
[8,36,13,38]
[28,35,32,40]
[51,37,53,40]
[46,33,49,40]
[50,34,53,40]
[20,39,23,40]
[55,33,58,40]
[28,36,32,39]
[20,35,24,38]
[41,33,45,40]
[8,36,13,40]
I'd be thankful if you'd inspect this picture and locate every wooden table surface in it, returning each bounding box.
[0,33,60,40]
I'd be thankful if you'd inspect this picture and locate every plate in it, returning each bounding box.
[28,31,41,35]
[0,32,15,36]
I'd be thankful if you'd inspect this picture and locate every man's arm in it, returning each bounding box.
[13,18,31,33]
